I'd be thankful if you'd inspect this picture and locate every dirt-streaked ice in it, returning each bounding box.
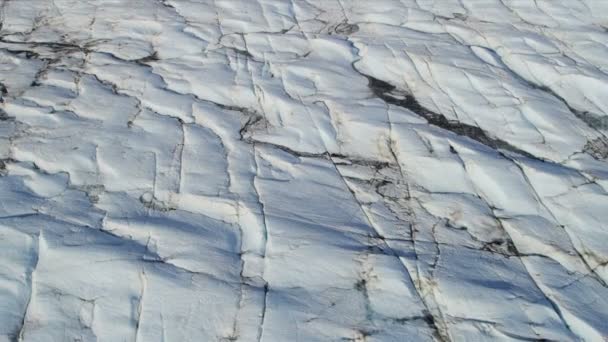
[1,0,607,341]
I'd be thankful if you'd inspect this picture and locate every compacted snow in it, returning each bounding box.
[1,0,608,341]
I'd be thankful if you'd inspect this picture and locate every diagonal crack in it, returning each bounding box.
[251,143,270,342]
[13,232,42,342]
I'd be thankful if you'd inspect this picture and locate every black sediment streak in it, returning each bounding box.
[364,75,541,160]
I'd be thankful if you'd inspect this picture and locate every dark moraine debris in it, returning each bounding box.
[584,137,608,160]
[365,75,541,160]
[334,22,359,35]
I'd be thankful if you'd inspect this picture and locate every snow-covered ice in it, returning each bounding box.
[1,0,608,341]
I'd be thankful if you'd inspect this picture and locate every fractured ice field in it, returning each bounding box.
[1,0,608,341]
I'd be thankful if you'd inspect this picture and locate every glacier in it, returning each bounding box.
[1,0,608,341]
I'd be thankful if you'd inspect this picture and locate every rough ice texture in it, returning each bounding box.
[1,0,608,341]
